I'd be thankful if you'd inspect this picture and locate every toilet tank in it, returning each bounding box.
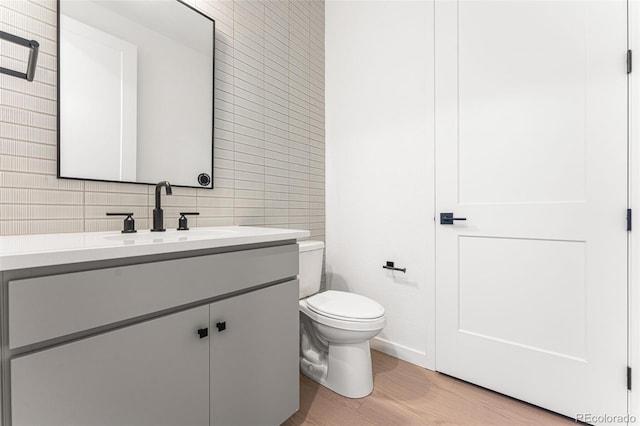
[298,240,325,299]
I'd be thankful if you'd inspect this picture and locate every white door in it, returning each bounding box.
[59,14,137,182]
[435,0,628,420]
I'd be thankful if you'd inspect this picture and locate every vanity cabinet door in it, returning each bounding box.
[210,280,299,426]
[11,306,210,426]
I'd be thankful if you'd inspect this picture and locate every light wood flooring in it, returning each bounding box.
[283,350,576,426]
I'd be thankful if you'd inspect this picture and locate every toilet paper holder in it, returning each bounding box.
[383,261,406,273]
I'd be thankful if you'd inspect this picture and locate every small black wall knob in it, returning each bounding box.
[198,173,211,186]
[216,322,226,332]
[197,328,208,339]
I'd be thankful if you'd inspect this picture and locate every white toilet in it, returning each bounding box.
[298,240,387,398]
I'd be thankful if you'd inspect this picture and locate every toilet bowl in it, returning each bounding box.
[298,240,386,398]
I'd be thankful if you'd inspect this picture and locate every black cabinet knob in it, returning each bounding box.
[197,328,208,339]
[216,322,226,332]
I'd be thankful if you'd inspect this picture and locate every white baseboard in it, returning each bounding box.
[370,336,432,370]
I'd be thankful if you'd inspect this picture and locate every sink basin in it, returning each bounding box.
[103,228,240,242]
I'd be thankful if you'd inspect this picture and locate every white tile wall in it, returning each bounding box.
[0,0,325,240]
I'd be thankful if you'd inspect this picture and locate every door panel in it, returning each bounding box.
[458,2,588,205]
[210,280,299,426]
[11,306,210,426]
[435,0,628,419]
[458,236,587,360]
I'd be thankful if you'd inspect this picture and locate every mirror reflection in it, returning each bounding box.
[58,0,215,188]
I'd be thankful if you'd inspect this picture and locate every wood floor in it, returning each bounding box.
[283,350,575,426]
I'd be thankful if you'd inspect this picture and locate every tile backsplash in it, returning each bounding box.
[0,0,325,240]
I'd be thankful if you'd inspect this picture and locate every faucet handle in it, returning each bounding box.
[177,212,199,231]
[106,212,136,234]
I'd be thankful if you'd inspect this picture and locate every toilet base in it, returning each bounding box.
[301,341,374,399]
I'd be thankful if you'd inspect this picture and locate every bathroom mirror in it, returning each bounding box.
[57,0,215,188]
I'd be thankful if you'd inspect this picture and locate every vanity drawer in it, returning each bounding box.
[9,244,298,349]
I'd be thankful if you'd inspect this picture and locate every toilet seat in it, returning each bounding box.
[299,291,387,333]
[300,300,386,332]
[306,290,385,321]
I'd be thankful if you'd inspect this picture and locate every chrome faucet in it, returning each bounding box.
[151,181,172,232]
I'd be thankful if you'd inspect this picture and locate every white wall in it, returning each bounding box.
[325,0,435,368]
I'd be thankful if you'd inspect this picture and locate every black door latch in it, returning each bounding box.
[216,322,226,332]
[197,328,208,339]
[440,212,467,225]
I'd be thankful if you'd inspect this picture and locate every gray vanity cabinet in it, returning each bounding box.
[210,279,299,426]
[1,242,300,426]
[11,305,211,426]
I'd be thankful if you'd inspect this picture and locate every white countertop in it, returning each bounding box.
[0,226,310,271]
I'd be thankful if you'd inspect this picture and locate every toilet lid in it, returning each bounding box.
[306,291,385,320]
